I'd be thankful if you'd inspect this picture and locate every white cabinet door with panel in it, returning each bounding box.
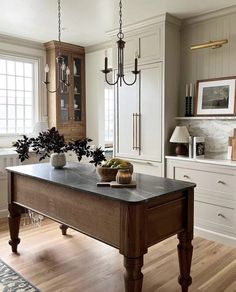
[112,24,164,68]
[115,63,162,164]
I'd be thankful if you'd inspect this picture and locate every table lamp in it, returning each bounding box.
[169,126,190,156]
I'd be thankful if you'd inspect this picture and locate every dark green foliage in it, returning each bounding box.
[67,138,92,162]
[13,135,33,162]
[31,127,66,161]
[13,127,106,166]
[89,147,106,167]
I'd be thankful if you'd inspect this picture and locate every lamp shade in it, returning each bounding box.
[170,126,190,143]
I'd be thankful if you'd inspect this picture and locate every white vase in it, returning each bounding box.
[50,153,66,169]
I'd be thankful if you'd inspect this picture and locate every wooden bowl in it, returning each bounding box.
[96,164,133,182]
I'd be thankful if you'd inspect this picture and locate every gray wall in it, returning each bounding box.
[179,7,236,157]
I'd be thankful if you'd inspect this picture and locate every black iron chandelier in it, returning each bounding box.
[43,0,70,93]
[102,0,140,86]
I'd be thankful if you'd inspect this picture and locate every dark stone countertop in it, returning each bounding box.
[6,162,195,203]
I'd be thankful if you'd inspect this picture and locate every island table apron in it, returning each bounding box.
[7,163,195,292]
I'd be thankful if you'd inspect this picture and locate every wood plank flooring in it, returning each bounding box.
[0,218,235,292]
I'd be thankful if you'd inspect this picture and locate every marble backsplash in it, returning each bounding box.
[179,119,236,159]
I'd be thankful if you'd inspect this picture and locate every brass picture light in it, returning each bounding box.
[190,39,228,50]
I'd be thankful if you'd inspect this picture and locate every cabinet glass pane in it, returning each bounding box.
[73,57,82,121]
[60,55,69,122]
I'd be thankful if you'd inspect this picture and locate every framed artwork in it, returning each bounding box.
[195,76,236,116]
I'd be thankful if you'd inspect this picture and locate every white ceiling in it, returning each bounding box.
[0,0,236,47]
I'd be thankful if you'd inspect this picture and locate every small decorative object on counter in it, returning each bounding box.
[227,137,233,160]
[230,128,236,161]
[193,137,205,159]
[169,126,190,156]
[188,136,193,158]
[96,158,133,182]
[116,168,132,184]
[50,153,66,169]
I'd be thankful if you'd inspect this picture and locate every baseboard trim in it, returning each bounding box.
[194,226,236,247]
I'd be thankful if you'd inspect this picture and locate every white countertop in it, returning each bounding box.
[165,155,236,168]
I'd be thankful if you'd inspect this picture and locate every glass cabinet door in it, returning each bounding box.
[73,57,82,122]
[60,55,69,123]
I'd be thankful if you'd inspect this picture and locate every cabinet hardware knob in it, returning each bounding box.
[217,180,225,184]
[183,175,189,178]
[217,213,226,218]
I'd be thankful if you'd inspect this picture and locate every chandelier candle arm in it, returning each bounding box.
[43,0,70,93]
[102,0,140,87]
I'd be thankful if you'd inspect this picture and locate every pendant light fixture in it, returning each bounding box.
[43,0,70,93]
[102,0,140,86]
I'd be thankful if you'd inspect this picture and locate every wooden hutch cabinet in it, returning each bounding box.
[44,41,86,140]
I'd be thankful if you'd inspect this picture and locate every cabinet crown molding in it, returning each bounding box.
[107,13,181,38]
[44,40,84,54]
[182,4,236,26]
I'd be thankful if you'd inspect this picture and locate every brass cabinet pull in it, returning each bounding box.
[136,113,140,150]
[217,213,226,218]
[135,113,138,150]
[217,180,226,184]
[183,175,189,178]
[133,113,135,150]
[132,113,140,150]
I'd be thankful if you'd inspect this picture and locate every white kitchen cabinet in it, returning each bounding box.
[111,14,181,176]
[115,62,162,163]
[166,156,236,247]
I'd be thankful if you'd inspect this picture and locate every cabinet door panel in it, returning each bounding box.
[139,26,163,62]
[139,63,162,162]
[60,54,70,123]
[73,56,82,122]
[115,69,139,159]
[115,63,162,162]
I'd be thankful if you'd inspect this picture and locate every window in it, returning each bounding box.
[104,84,114,147]
[0,55,38,135]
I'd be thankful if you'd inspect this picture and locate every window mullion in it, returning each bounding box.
[14,61,17,134]
[6,65,8,134]
[23,63,25,134]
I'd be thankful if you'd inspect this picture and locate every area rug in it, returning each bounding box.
[0,259,40,292]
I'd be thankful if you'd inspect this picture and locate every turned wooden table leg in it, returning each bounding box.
[60,224,68,235]
[8,204,21,253]
[177,231,193,292]
[124,256,143,292]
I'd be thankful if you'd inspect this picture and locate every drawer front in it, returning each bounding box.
[195,201,236,236]
[175,166,236,195]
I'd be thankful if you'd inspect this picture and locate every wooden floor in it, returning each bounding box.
[0,218,235,292]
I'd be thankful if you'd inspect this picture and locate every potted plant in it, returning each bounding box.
[13,127,106,168]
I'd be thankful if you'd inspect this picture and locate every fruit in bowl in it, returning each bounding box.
[96,158,133,182]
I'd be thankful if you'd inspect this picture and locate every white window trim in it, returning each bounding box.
[0,54,38,137]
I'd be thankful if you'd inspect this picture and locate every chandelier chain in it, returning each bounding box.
[102,0,140,86]
[118,0,124,40]
[58,0,61,44]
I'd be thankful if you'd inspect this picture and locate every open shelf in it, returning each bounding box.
[176,116,236,120]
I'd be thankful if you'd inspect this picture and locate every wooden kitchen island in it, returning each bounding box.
[7,163,195,292]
